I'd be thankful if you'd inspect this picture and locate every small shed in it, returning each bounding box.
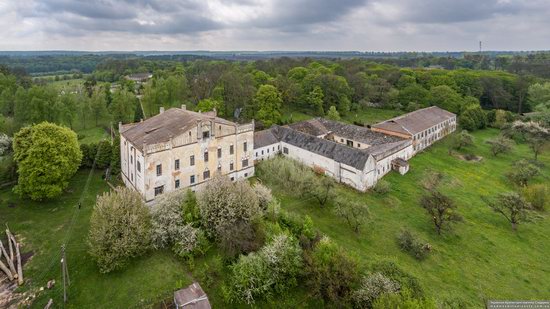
[391,158,409,175]
[174,282,211,309]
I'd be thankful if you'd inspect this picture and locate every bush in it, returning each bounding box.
[397,229,431,260]
[523,184,548,211]
[486,135,514,157]
[353,272,400,308]
[459,106,487,131]
[0,133,12,156]
[257,156,315,196]
[151,189,207,258]
[373,179,391,194]
[88,187,151,273]
[224,234,303,304]
[373,288,437,309]
[304,237,359,304]
[197,176,262,256]
[370,261,424,299]
[506,159,540,187]
[252,182,273,210]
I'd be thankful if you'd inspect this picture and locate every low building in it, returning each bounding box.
[174,282,211,309]
[371,106,457,153]
[120,106,254,202]
[254,118,413,191]
[126,73,153,83]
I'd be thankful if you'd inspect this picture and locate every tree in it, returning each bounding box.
[304,237,359,304]
[397,84,429,111]
[255,85,282,127]
[333,197,370,233]
[485,192,532,231]
[151,189,206,258]
[459,106,487,131]
[428,85,462,114]
[196,98,223,115]
[12,122,82,200]
[133,99,144,122]
[420,190,461,235]
[197,176,262,256]
[309,176,335,207]
[305,86,324,115]
[88,187,151,273]
[90,88,108,126]
[326,105,340,121]
[110,89,137,124]
[449,130,474,151]
[486,135,514,156]
[511,121,550,160]
[224,234,303,304]
[506,159,540,187]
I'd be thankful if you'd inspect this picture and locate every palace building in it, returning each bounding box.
[120,105,455,199]
[119,106,254,202]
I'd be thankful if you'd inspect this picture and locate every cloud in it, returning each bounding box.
[0,0,550,51]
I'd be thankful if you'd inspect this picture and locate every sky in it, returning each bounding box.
[0,0,549,52]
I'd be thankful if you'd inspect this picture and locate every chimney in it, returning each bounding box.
[159,107,165,114]
[181,104,186,111]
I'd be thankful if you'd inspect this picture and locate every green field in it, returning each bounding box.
[281,106,403,126]
[266,128,550,307]
[0,128,548,308]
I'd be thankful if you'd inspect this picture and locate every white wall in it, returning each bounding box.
[254,143,281,161]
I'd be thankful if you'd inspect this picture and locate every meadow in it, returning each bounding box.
[1,124,548,308]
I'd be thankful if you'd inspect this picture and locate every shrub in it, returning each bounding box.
[224,234,303,304]
[506,159,540,187]
[373,288,437,309]
[523,184,548,211]
[252,182,273,210]
[397,229,431,260]
[197,175,261,240]
[459,106,487,131]
[370,261,424,299]
[333,197,370,234]
[0,133,12,156]
[257,156,315,195]
[88,187,151,273]
[353,272,400,308]
[450,130,474,151]
[304,237,359,304]
[151,189,207,258]
[486,135,514,156]
[373,179,391,194]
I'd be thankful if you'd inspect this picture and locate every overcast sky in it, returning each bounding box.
[1,0,549,51]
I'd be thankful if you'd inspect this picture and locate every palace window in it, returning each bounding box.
[175,179,180,189]
[230,144,234,155]
[217,148,222,158]
[202,131,210,139]
[203,170,210,180]
[190,155,195,166]
[230,162,234,171]
[283,147,288,154]
[204,151,209,162]
[190,175,195,184]
[156,164,162,176]
[154,185,164,196]
[242,159,249,167]
[137,161,141,172]
[244,141,248,152]
[175,159,180,170]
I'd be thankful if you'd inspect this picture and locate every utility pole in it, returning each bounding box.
[61,244,70,303]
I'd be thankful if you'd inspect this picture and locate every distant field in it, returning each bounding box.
[76,127,109,144]
[281,106,403,126]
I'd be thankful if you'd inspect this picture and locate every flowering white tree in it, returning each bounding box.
[0,133,11,156]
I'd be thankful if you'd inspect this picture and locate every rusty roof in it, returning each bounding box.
[372,106,455,136]
[120,108,235,150]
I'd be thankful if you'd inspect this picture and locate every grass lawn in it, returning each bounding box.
[261,128,550,307]
[76,127,109,144]
[1,128,548,308]
[0,170,193,308]
[281,106,403,126]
